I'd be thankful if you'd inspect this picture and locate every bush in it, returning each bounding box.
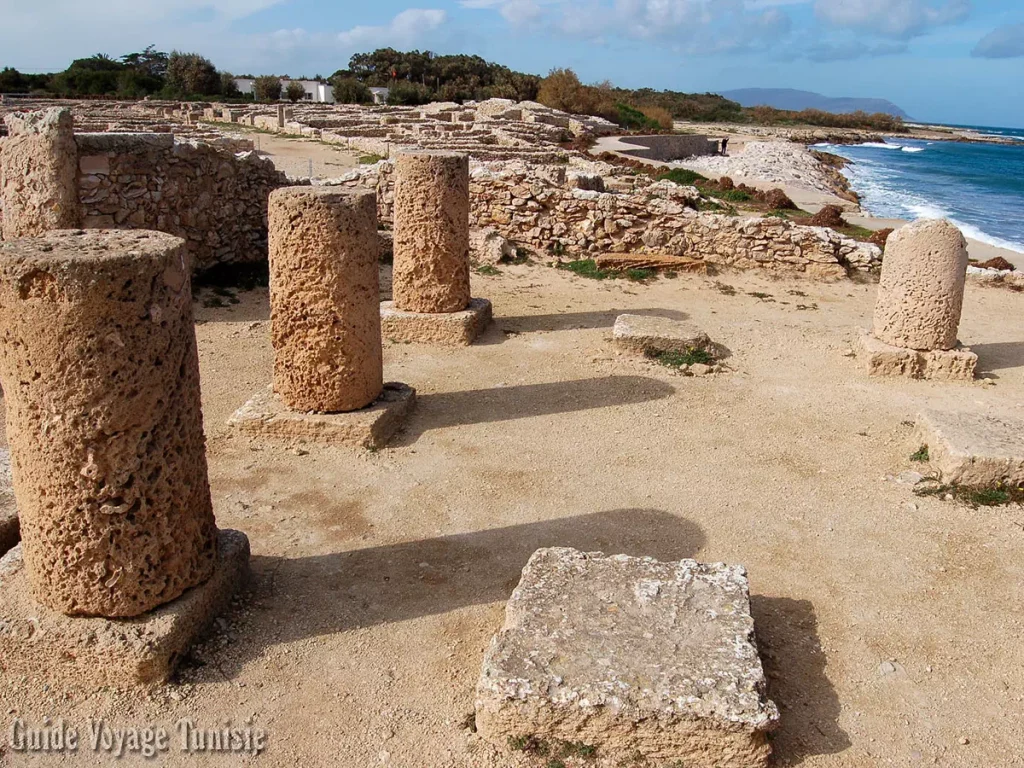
[285,81,306,102]
[386,80,432,105]
[220,72,240,97]
[657,169,707,186]
[330,76,372,104]
[808,205,848,228]
[762,188,796,210]
[166,51,219,95]
[253,75,282,102]
[639,106,674,130]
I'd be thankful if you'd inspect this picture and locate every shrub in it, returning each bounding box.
[657,168,707,186]
[640,105,674,130]
[869,227,894,250]
[762,188,797,210]
[808,205,848,228]
[285,81,306,102]
[166,51,219,95]
[330,76,372,104]
[386,80,432,106]
[253,75,282,102]
[219,72,240,97]
[537,68,595,115]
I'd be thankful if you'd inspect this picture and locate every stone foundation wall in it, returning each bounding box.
[615,135,721,162]
[322,160,881,278]
[75,133,291,272]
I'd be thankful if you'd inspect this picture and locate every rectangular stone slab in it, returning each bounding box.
[858,329,976,381]
[229,382,415,449]
[613,314,713,356]
[0,529,249,687]
[475,547,779,767]
[380,298,492,346]
[917,409,1024,488]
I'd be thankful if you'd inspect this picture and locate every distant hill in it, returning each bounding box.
[721,88,910,119]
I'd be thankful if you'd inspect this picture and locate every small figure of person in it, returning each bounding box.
[721,137,729,156]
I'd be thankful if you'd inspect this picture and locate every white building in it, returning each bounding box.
[368,87,390,105]
[234,78,335,103]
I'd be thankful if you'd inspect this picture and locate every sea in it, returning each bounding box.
[816,125,1024,254]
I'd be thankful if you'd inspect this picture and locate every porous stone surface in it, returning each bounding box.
[858,329,977,381]
[0,229,217,618]
[229,382,415,449]
[380,298,492,346]
[475,547,779,766]
[872,219,968,351]
[0,529,249,687]
[916,409,1024,488]
[269,186,383,413]
[392,151,472,313]
[1,108,81,239]
[0,449,18,557]
[613,314,713,356]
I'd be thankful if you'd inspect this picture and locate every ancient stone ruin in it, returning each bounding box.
[859,218,977,380]
[380,151,493,345]
[476,548,779,766]
[0,229,248,684]
[230,187,415,447]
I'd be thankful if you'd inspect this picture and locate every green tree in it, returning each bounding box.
[165,51,219,95]
[329,76,372,104]
[285,80,306,102]
[120,45,168,80]
[52,54,124,96]
[219,72,240,98]
[386,80,432,106]
[537,68,597,115]
[253,75,282,102]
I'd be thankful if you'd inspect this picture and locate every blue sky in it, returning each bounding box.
[2,0,1022,126]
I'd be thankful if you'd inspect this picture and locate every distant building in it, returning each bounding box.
[234,78,335,103]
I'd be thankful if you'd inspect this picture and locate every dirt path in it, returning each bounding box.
[236,130,363,179]
[2,264,1024,767]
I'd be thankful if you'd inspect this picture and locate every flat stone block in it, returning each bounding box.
[380,298,491,346]
[0,530,249,687]
[475,548,778,767]
[858,329,976,381]
[229,382,415,449]
[917,409,1024,488]
[613,314,713,356]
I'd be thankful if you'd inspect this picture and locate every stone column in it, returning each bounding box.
[872,219,968,351]
[0,229,217,618]
[392,151,471,313]
[269,187,383,412]
[0,108,81,240]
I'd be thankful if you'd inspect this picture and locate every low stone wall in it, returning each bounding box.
[615,135,720,162]
[322,160,880,278]
[74,133,291,272]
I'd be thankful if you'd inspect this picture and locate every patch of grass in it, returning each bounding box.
[748,291,775,302]
[559,741,598,759]
[914,481,1024,508]
[556,259,613,280]
[476,264,501,276]
[625,268,655,282]
[713,281,737,296]
[508,735,549,756]
[646,348,715,368]
[716,189,752,203]
[697,199,723,212]
[657,168,707,186]
[546,761,567,768]
[357,153,385,164]
[910,445,930,463]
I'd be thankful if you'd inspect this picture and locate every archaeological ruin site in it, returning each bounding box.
[0,96,1022,767]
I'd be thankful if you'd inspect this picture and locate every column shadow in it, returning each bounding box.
[206,508,705,678]
[750,596,852,764]
[969,341,1024,373]
[499,308,688,334]
[393,375,675,444]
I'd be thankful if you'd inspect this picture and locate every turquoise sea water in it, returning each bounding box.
[817,126,1024,254]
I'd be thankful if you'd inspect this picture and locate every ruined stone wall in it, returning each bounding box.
[75,133,291,272]
[615,135,721,162]
[324,160,881,278]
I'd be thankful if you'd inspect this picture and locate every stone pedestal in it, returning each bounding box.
[269,187,383,413]
[916,409,1024,488]
[392,151,471,313]
[872,219,968,351]
[476,548,778,766]
[0,230,217,618]
[0,108,80,240]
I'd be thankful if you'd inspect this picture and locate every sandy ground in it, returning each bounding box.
[241,131,361,180]
[2,261,1024,767]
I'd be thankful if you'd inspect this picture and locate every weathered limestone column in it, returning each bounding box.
[0,108,80,240]
[872,219,968,351]
[392,151,471,313]
[269,187,383,412]
[0,229,217,617]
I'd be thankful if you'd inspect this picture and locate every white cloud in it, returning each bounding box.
[972,23,1024,59]
[813,0,970,39]
[337,9,448,49]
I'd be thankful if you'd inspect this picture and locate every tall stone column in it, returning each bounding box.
[0,229,217,618]
[0,108,81,240]
[269,187,383,412]
[872,219,968,351]
[392,151,471,313]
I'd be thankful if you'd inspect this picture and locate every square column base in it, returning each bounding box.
[0,529,250,687]
[916,409,1024,488]
[228,382,415,449]
[858,329,977,381]
[381,298,492,346]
